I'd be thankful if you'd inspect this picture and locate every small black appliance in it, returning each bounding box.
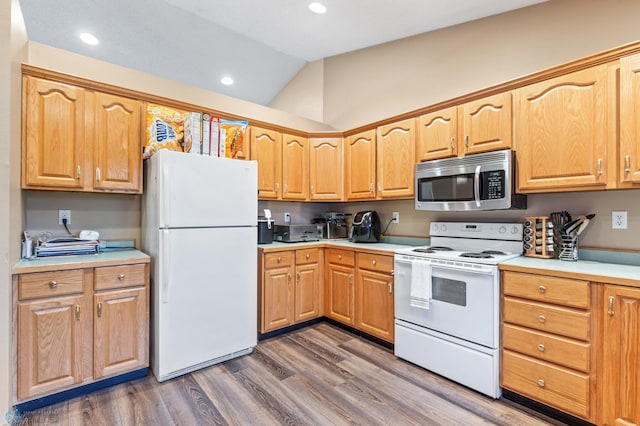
[258,216,274,244]
[350,211,382,243]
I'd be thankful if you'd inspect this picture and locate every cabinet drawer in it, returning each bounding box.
[296,248,319,265]
[19,270,84,300]
[357,253,393,273]
[94,264,146,290]
[503,297,590,341]
[502,350,589,419]
[503,324,589,372]
[503,271,589,309]
[326,249,355,267]
[264,251,294,269]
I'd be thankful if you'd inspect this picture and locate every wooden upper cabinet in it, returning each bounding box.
[619,53,640,186]
[309,138,343,201]
[344,129,376,200]
[515,65,609,193]
[417,106,457,161]
[22,76,143,193]
[23,76,86,189]
[376,118,415,199]
[282,133,309,200]
[601,285,640,426]
[461,92,512,156]
[250,126,282,200]
[92,92,142,192]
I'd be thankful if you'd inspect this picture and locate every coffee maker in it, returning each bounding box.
[313,212,350,239]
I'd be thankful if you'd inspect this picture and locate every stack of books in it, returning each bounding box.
[35,237,100,258]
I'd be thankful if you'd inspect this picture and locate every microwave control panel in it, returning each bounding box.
[483,171,505,199]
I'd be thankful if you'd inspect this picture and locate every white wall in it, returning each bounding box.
[1,0,27,417]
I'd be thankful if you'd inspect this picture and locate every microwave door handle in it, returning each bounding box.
[474,165,481,207]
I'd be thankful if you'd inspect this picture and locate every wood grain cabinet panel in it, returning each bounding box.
[460,92,512,156]
[514,65,609,192]
[503,271,590,309]
[250,126,282,200]
[376,119,415,199]
[282,134,309,200]
[94,287,147,379]
[344,130,376,200]
[22,76,143,193]
[600,285,640,426]
[309,138,343,201]
[355,253,394,342]
[22,76,86,190]
[417,106,458,161]
[619,53,640,186]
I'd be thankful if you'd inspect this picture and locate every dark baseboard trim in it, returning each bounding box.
[15,368,148,414]
[501,389,594,426]
[258,318,324,341]
[323,317,394,350]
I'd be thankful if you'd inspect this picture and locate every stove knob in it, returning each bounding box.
[431,224,439,233]
[440,224,447,232]
[511,226,520,234]
[499,226,506,234]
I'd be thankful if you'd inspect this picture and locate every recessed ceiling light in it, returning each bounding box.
[221,76,234,86]
[79,32,99,46]
[309,2,327,14]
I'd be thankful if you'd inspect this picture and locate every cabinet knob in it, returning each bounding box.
[537,343,545,352]
[464,135,469,147]
[75,305,81,320]
[538,285,546,294]
[96,167,102,182]
[377,182,382,191]
[538,315,546,323]
[49,280,57,288]
[625,155,631,173]
[450,137,455,148]
[372,259,377,265]
[76,165,81,180]
[118,274,125,281]
[338,255,342,260]
[597,158,603,176]
[275,183,280,192]
[537,379,545,388]
[388,282,392,294]
[97,302,102,318]
[277,256,282,263]
[306,253,310,260]
[296,272,301,281]
[608,296,615,316]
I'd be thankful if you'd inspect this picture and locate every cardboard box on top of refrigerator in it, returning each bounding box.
[183,112,202,154]
[201,113,212,156]
[210,117,220,157]
[219,120,249,159]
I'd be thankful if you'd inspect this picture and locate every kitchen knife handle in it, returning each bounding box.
[608,296,615,316]
[625,155,631,173]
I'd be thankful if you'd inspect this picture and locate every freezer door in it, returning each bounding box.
[152,227,257,380]
[154,149,257,228]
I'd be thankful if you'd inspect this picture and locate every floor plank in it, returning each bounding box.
[16,323,564,425]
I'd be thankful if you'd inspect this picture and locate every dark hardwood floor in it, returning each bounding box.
[17,323,565,425]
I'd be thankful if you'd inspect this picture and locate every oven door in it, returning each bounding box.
[394,256,499,348]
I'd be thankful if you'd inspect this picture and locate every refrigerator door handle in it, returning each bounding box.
[161,229,170,303]
[162,162,170,228]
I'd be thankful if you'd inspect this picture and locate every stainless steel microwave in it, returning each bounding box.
[415,149,527,211]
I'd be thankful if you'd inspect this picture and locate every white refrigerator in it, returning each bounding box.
[142,149,258,382]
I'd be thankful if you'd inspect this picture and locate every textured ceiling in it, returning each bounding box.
[18,0,547,105]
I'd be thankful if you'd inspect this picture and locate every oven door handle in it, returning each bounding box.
[473,165,481,208]
[431,264,496,275]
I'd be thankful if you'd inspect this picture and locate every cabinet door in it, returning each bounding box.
[94,287,148,379]
[344,130,376,200]
[601,285,640,426]
[262,266,294,332]
[309,138,343,200]
[250,127,282,200]
[18,295,85,400]
[22,76,86,189]
[416,106,458,161]
[376,118,415,199]
[356,269,394,342]
[92,92,142,192]
[282,134,309,200]
[295,263,320,322]
[619,54,640,185]
[515,65,608,192]
[325,263,355,325]
[461,92,512,156]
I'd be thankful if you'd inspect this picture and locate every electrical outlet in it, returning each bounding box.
[284,212,291,223]
[612,211,628,229]
[392,212,400,223]
[58,209,71,225]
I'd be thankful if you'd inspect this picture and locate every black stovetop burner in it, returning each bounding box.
[413,246,454,254]
[459,250,508,259]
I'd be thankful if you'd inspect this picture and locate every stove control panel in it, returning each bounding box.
[430,222,523,240]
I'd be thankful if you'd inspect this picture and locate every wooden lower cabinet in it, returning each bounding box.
[259,248,321,333]
[325,249,356,326]
[13,258,149,402]
[600,284,640,426]
[501,271,595,421]
[355,253,394,342]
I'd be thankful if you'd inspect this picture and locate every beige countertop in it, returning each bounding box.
[12,249,150,274]
[500,256,640,287]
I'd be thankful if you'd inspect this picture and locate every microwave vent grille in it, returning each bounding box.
[416,150,510,171]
